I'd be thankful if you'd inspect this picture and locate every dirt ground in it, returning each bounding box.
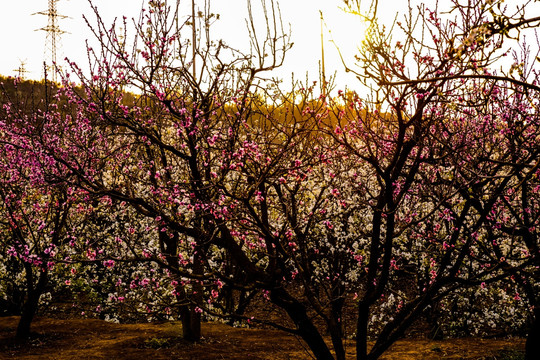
[0,316,526,359]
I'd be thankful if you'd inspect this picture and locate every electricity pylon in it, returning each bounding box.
[34,0,68,82]
[13,59,29,80]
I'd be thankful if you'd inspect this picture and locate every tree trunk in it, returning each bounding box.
[526,305,540,360]
[180,305,201,342]
[16,268,48,339]
[271,287,335,360]
[356,301,370,360]
[330,297,346,360]
[160,231,202,342]
[176,283,201,342]
[179,250,205,342]
[16,301,38,339]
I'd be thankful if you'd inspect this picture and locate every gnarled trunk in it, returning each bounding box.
[271,287,335,360]
[16,266,48,339]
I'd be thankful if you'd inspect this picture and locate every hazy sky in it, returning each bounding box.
[0,0,536,92]
[0,0,390,91]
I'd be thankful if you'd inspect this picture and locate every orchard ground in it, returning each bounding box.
[0,316,526,359]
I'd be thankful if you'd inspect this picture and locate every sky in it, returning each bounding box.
[0,0,384,91]
[0,0,537,92]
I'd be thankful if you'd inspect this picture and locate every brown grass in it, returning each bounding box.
[0,317,525,359]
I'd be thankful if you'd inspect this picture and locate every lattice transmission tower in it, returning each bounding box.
[34,0,68,82]
[13,59,29,80]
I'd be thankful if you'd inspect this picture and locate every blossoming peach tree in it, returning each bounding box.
[327,0,540,358]
[2,0,540,360]
[0,78,102,338]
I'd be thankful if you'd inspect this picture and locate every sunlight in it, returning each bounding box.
[319,6,369,91]
[323,6,368,59]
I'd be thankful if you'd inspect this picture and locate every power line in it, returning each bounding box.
[320,10,327,98]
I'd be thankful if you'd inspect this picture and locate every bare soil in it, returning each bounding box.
[0,316,525,359]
